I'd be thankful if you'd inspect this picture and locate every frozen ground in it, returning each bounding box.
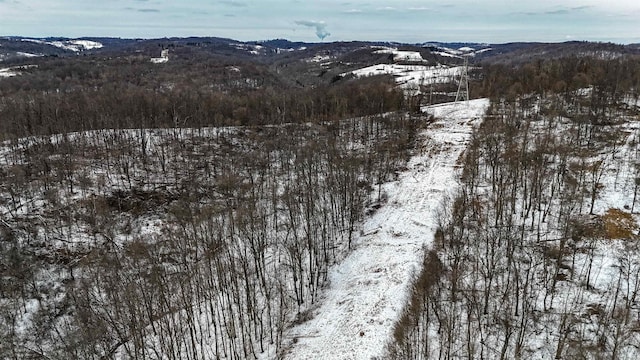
[21,38,103,52]
[280,99,489,360]
[373,47,426,62]
[344,64,462,88]
[0,64,35,77]
[0,67,18,77]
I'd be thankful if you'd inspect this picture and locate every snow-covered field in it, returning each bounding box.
[0,64,35,77]
[16,51,43,58]
[231,42,265,55]
[373,47,426,62]
[426,44,493,58]
[0,67,18,77]
[344,64,464,94]
[280,99,489,359]
[21,38,103,52]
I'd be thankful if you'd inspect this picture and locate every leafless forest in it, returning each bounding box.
[1,44,640,359]
[393,58,640,359]
[0,52,423,358]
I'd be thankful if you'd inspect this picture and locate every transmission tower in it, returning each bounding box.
[455,54,470,104]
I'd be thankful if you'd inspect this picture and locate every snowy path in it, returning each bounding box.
[280,99,489,360]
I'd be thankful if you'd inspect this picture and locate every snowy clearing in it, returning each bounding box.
[21,38,103,52]
[0,67,18,77]
[231,43,265,55]
[307,54,332,63]
[373,47,426,62]
[0,65,35,77]
[68,39,103,50]
[426,45,492,58]
[280,99,489,360]
[16,52,43,58]
[343,64,463,93]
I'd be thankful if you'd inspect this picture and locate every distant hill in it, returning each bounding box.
[478,41,640,64]
[3,36,640,72]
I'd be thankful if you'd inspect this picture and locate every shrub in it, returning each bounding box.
[602,208,638,239]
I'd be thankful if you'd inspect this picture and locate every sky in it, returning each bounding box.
[1,0,639,44]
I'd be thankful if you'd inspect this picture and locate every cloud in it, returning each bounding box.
[137,8,160,13]
[220,1,247,7]
[522,5,593,16]
[343,9,363,14]
[545,9,569,15]
[295,20,331,40]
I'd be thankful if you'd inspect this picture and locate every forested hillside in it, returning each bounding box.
[0,45,422,359]
[1,40,640,359]
[394,57,640,359]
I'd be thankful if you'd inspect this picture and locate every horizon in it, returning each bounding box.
[1,1,639,45]
[2,35,638,47]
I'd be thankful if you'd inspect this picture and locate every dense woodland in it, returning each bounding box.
[1,47,640,359]
[0,55,406,139]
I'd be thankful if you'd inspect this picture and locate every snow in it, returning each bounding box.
[343,64,464,94]
[14,299,40,337]
[151,49,170,63]
[307,54,332,63]
[475,47,493,54]
[399,97,640,359]
[69,39,103,50]
[281,99,490,360]
[150,57,169,63]
[430,45,463,55]
[49,40,103,52]
[20,38,46,45]
[426,45,492,58]
[373,47,425,62]
[231,42,265,55]
[0,67,18,77]
[592,120,640,214]
[433,51,461,58]
[0,65,35,77]
[17,52,43,58]
[50,41,80,52]
[21,38,103,52]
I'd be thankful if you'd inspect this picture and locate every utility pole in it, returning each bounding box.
[455,54,470,104]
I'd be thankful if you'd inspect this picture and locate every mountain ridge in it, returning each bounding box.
[2,36,639,64]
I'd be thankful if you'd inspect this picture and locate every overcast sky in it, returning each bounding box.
[1,0,639,44]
